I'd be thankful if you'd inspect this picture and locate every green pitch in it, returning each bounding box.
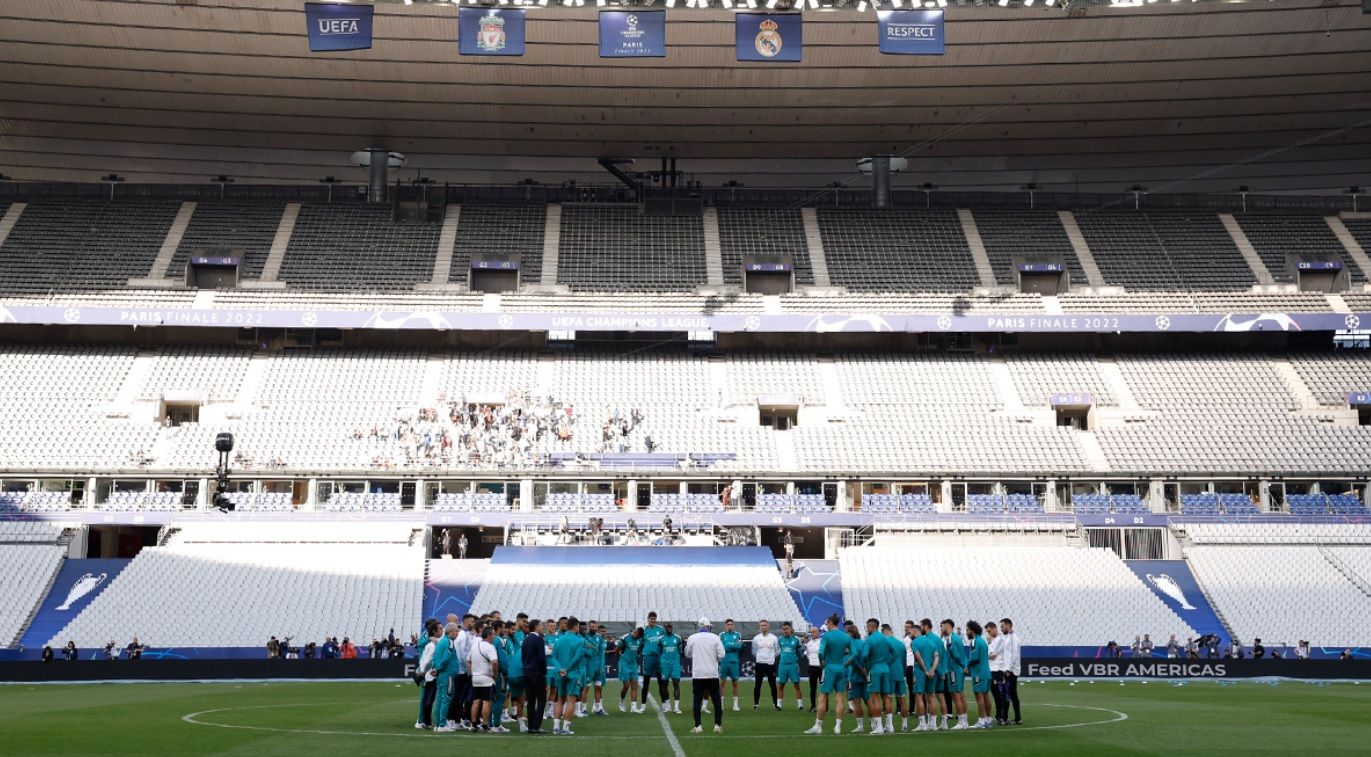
[1,679,1369,756]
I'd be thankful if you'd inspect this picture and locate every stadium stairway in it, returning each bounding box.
[1318,547,1371,598]
[1217,213,1276,285]
[0,202,27,246]
[799,208,831,286]
[1270,357,1322,411]
[1126,560,1230,647]
[20,559,130,649]
[1325,216,1371,281]
[1056,210,1106,287]
[422,558,490,624]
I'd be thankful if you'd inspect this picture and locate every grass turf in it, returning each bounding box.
[1,679,1368,756]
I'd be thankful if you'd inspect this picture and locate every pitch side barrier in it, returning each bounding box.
[0,659,409,683]
[1025,658,1371,680]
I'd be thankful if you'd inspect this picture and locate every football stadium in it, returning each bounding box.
[2,0,1371,753]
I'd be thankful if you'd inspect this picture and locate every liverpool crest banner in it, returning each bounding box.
[599,10,666,58]
[459,8,525,57]
[735,13,801,62]
[305,2,374,52]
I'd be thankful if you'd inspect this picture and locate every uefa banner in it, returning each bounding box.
[877,10,946,56]
[599,10,666,58]
[459,8,526,57]
[304,2,374,52]
[735,13,802,62]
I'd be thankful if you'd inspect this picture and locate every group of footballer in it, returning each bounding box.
[414,608,1023,736]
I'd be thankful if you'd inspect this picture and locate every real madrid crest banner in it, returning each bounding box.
[599,10,666,58]
[877,10,945,56]
[304,2,374,52]
[735,13,802,63]
[459,8,526,57]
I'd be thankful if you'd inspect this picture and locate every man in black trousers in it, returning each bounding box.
[522,619,548,734]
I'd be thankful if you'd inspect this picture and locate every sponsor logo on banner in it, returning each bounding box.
[459,8,525,56]
[304,2,374,52]
[736,13,801,62]
[599,10,666,58]
[878,10,945,56]
[1027,660,1229,678]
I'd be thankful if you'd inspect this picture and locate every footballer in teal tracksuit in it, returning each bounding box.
[639,614,665,707]
[552,620,586,734]
[720,619,744,707]
[777,622,804,709]
[617,627,643,712]
[659,624,684,711]
[846,627,868,704]
[912,624,945,729]
[941,619,969,728]
[967,621,993,728]
[431,628,460,729]
[806,618,853,734]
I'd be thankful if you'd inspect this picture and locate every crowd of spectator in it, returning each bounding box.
[347,392,650,470]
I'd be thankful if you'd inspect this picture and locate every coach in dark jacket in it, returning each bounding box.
[521,619,548,733]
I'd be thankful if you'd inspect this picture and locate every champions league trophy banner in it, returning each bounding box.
[459,8,526,57]
[599,10,666,58]
[304,2,374,52]
[736,13,802,63]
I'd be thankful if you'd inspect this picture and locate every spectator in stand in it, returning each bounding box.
[126,637,144,660]
[371,639,384,659]
[1140,634,1153,657]
[1166,635,1180,659]
[441,528,452,558]
[458,533,469,560]
[1106,640,1120,658]
[1253,638,1265,659]
[322,637,339,659]
[340,638,358,660]
[1130,636,1141,657]
[267,636,281,659]
[1296,640,1311,660]
[1185,638,1199,659]
[304,641,317,659]
[41,645,53,663]
[63,641,77,661]
[1339,649,1353,661]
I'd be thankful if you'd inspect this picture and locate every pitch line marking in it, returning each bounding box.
[180,701,1126,741]
[648,694,688,757]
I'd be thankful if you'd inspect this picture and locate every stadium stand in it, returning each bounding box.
[278,204,439,290]
[1097,353,1371,474]
[1005,352,1117,407]
[970,209,1086,287]
[1288,350,1371,406]
[861,493,936,515]
[47,524,423,648]
[841,544,1196,645]
[1234,214,1366,284]
[1073,211,1255,290]
[816,208,978,292]
[0,491,73,513]
[167,202,283,279]
[557,205,707,291]
[449,203,546,287]
[0,525,65,646]
[136,347,252,402]
[1186,542,1371,646]
[0,201,179,291]
[717,207,815,286]
[649,493,723,513]
[469,546,802,625]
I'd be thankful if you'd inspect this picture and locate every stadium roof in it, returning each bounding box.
[0,0,1367,193]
